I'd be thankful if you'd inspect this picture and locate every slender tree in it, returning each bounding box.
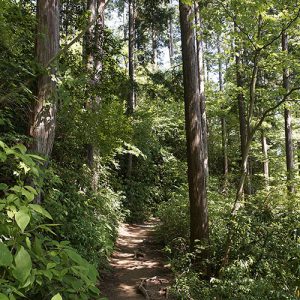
[261,129,269,187]
[168,0,174,66]
[127,0,136,177]
[194,1,209,179]
[282,31,295,194]
[151,26,158,67]
[234,22,248,194]
[128,0,136,115]
[84,0,105,190]
[179,0,209,253]
[218,39,228,189]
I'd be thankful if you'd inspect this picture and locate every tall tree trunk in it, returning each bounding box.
[123,1,127,41]
[151,26,158,68]
[30,0,60,203]
[179,0,209,255]
[127,0,136,177]
[282,31,295,194]
[31,0,60,158]
[261,129,269,187]
[235,21,249,195]
[168,0,174,66]
[218,38,228,189]
[203,37,209,82]
[194,2,209,179]
[84,0,105,190]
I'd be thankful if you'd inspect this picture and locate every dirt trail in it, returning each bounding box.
[100,219,172,300]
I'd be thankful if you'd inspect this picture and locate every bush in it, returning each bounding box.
[157,180,300,300]
[44,167,124,267]
[156,185,189,245]
[0,141,100,299]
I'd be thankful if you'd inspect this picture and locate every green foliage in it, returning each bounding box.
[0,141,100,299]
[156,185,189,245]
[158,181,300,299]
[1,1,300,299]
[36,28,130,266]
[120,69,187,222]
[44,168,124,266]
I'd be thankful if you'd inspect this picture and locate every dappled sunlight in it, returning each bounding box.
[100,219,173,300]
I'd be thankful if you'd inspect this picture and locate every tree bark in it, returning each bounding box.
[194,2,208,180]
[127,0,136,177]
[85,0,105,91]
[151,26,158,68]
[168,0,174,66]
[261,130,269,187]
[128,0,136,115]
[234,21,250,195]
[179,1,209,253]
[30,0,60,158]
[282,31,295,194]
[218,39,228,188]
[84,0,105,190]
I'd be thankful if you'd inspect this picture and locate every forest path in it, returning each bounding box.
[100,218,173,300]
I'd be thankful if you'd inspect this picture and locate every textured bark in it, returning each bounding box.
[261,130,269,187]
[282,32,295,194]
[151,27,158,67]
[218,40,228,186]
[194,2,209,180]
[84,0,105,190]
[127,0,136,178]
[85,0,105,87]
[234,21,250,195]
[30,0,60,158]
[179,1,209,251]
[128,0,136,115]
[168,0,174,66]
[236,51,247,165]
[203,38,209,82]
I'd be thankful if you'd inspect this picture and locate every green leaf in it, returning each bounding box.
[9,294,16,300]
[10,186,22,194]
[39,269,53,280]
[25,237,31,249]
[15,209,30,232]
[21,188,34,202]
[28,154,44,161]
[0,152,7,162]
[47,262,57,269]
[0,183,8,191]
[0,293,9,300]
[29,204,52,220]
[24,186,37,195]
[13,144,27,154]
[89,286,100,295]
[0,243,13,267]
[51,293,62,300]
[65,249,84,265]
[32,237,43,256]
[12,246,32,283]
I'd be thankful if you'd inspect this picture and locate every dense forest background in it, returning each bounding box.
[0,0,299,299]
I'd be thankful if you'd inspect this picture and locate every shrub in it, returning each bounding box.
[0,141,100,299]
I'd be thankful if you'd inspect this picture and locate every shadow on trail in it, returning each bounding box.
[100,219,173,300]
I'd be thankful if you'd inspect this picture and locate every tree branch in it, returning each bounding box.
[260,8,300,50]
[252,86,300,137]
[0,0,112,105]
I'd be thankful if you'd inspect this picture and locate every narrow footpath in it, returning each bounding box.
[100,219,173,300]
